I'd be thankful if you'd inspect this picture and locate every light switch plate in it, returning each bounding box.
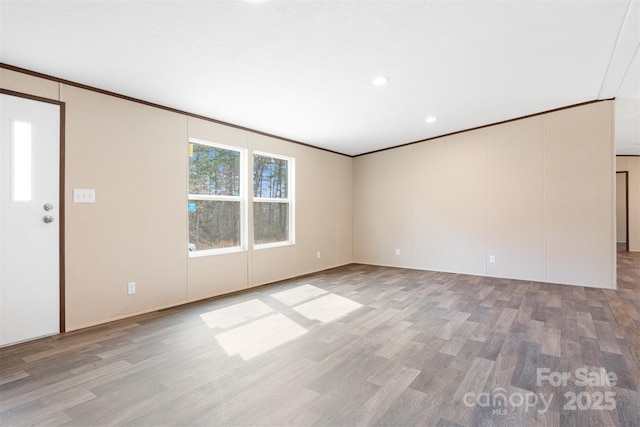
[73,188,95,203]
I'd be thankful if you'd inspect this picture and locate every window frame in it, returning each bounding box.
[252,151,295,249]
[188,138,248,257]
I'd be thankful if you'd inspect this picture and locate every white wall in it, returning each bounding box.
[354,101,616,289]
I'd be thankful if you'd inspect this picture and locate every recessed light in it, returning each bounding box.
[372,76,389,86]
[425,116,437,124]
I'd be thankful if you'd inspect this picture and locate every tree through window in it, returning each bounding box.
[253,153,294,246]
[188,140,245,253]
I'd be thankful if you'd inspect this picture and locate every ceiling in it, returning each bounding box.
[1,0,638,156]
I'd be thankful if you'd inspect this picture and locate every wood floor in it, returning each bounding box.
[1,252,639,426]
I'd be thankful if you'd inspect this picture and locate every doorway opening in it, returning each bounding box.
[616,171,629,252]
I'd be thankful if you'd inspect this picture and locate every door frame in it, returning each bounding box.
[616,171,629,253]
[1,88,66,333]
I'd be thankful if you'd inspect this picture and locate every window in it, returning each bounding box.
[188,139,246,254]
[253,153,294,246]
[11,121,32,202]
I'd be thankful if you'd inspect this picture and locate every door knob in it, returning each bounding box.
[43,203,54,211]
[43,215,55,224]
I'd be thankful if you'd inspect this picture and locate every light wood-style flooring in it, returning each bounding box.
[1,252,639,426]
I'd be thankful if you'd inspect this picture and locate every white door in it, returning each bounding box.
[0,93,60,346]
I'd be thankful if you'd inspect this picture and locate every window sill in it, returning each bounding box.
[254,241,295,251]
[189,246,246,258]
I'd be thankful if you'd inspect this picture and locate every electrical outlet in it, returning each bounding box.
[489,255,496,264]
[395,249,401,256]
[316,251,321,259]
[127,282,136,295]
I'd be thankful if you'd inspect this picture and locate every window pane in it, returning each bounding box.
[253,155,288,199]
[254,202,288,244]
[189,200,240,250]
[12,121,32,202]
[190,144,240,196]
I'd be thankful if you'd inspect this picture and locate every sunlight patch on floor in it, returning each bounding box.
[270,284,328,306]
[200,299,274,329]
[214,313,308,360]
[201,284,362,360]
[293,293,362,323]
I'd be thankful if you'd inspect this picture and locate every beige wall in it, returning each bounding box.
[1,66,619,333]
[62,85,189,328]
[1,68,353,331]
[616,156,640,251]
[354,101,616,289]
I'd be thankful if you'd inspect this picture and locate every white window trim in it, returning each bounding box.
[253,151,295,249]
[188,138,248,257]
[253,240,294,251]
[188,194,242,202]
[189,245,246,257]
